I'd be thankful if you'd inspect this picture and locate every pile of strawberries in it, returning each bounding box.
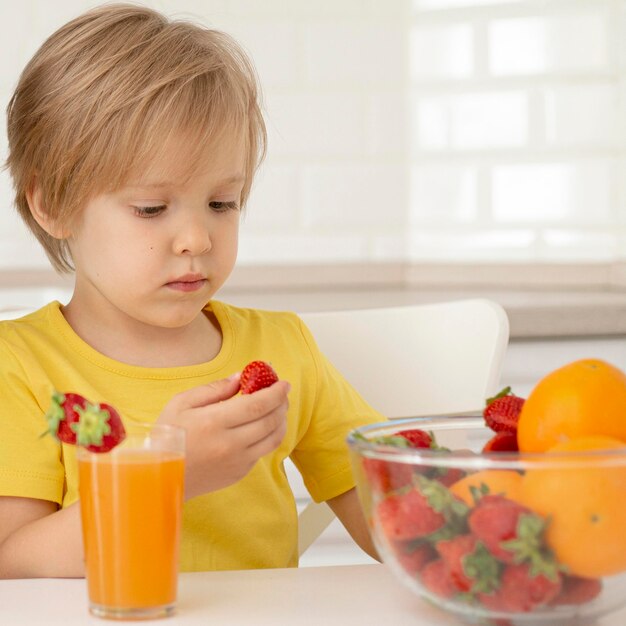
[362,394,604,617]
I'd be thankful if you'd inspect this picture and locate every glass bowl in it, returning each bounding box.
[347,416,626,625]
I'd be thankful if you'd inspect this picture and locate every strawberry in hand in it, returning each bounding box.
[483,387,525,433]
[239,360,279,394]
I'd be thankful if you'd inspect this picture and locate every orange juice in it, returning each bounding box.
[78,440,184,618]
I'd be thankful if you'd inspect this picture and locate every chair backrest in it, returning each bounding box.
[296,299,510,557]
[299,298,509,419]
[0,308,36,321]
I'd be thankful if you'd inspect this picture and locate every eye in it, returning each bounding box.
[133,205,166,218]
[209,201,239,212]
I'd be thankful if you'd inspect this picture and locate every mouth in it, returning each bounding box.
[165,274,207,292]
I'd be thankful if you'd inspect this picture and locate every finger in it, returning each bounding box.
[244,412,288,459]
[229,400,288,447]
[180,374,242,408]
[225,381,291,428]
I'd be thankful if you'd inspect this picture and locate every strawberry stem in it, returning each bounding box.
[485,386,512,406]
[44,391,66,439]
[72,403,111,447]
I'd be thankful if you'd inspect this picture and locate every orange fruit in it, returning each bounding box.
[448,470,523,506]
[517,358,626,452]
[520,435,626,578]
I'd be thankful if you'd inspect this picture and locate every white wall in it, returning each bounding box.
[0,0,625,270]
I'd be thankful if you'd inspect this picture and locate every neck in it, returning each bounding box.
[62,302,222,367]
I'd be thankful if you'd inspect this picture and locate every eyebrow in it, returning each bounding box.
[126,175,246,190]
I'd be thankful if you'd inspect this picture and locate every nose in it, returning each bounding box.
[172,209,212,256]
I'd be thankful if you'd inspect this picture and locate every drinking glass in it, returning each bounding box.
[77,423,185,620]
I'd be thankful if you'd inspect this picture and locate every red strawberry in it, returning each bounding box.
[377,489,446,541]
[483,387,525,433]
[479,563,562,612]
[549,575,602,606]
[45,391,126,453]
[377,475,469,543]
[362,458,414,494]
[436,534,501,594]
[45,391,88,445]
[240,360,279,394]
[420,559,457,599]
[75,401,126,453]
[433,467,466,487]
[468,495,555,571]
[483,431,518,453]
[394,542,437,576]
[395,428,433,448]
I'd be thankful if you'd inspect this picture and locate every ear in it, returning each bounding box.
[26,184,71,239]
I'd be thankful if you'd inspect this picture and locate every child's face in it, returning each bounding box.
[66,133,246,331]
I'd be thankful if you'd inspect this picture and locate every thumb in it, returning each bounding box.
[184,372,241,408]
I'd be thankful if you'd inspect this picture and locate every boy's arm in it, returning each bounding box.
[326,488,380,561]
[0,496,84,579]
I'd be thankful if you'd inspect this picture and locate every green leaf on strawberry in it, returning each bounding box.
[462,542,502,595]
[416,475,469,520]
[501,514,562,581]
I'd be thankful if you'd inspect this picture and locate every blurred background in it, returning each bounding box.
[1,0,625,270]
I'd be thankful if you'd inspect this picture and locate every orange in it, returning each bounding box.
[449,470,523,506]
[520,435,626,578]
[517,358,626,452]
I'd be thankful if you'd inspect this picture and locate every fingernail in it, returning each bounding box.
[228,372,241,382]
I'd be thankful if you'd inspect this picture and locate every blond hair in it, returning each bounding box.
[5,3,266,273]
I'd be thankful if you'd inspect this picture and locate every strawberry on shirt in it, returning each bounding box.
[75,401,126,453]
[483,387,525,433]
[45,391,88,445]
[45,391,126,453]
[239,360,279,394]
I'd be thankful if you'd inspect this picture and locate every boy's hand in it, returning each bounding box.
[158,374,290,499]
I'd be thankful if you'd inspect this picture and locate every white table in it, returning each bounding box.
[1,564,625,625]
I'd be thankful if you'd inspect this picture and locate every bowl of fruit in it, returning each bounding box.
[347,359,626,625]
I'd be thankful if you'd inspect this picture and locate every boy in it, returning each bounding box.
[0,4,381,578]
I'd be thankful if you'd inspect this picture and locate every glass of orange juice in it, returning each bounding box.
[77,423,185,620]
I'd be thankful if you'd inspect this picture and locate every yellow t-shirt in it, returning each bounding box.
[0,300,383,570]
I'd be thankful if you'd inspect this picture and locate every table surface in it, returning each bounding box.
[1,564,625,625]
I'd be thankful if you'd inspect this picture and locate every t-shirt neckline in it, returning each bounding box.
[46,300,235,380]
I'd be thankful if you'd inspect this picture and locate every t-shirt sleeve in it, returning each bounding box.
[289,317,385,503]
[0,338,65,504]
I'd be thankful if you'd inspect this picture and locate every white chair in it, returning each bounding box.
[296,298,510,560]
[0,307,37,320]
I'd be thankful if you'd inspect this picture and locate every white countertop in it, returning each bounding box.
[1,564,625,625]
